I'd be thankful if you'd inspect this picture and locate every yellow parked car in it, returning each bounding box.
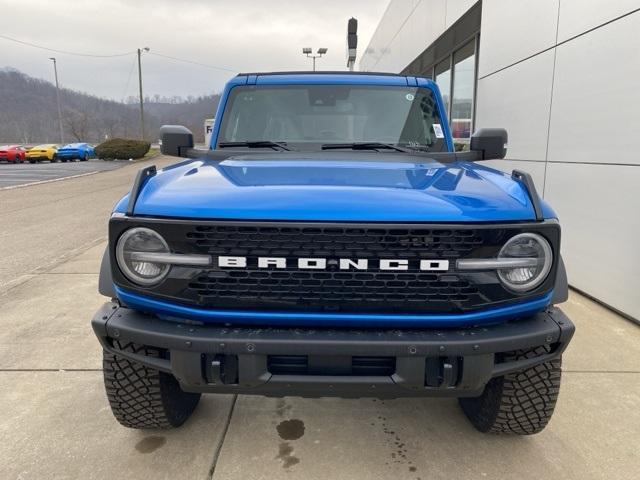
[26,144,59,163]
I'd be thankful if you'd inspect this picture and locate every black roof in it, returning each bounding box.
[236,70,405,77]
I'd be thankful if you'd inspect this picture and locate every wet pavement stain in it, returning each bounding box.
[276,419,305,441]
[374,405,420,480]
[274,406,305,469]
[275,398,292,418]
[134,436,166,454]
[276,442,300,468]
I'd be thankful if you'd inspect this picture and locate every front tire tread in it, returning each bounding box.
[103,341,201,429]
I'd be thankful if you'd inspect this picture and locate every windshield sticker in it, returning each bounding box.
[405,93,415,101]
[432,123,444,138]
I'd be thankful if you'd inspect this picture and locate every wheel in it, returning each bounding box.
[459,346,562,435]
[81,153,88,161]
[29,160,36,164]
[51,155,57,163]
[102,341,201,429]
[61,158,67,163]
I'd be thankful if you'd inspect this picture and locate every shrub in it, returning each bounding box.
[95,138,150,160]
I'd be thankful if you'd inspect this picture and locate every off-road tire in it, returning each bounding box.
[459,345,562,435]
[103,341,201,429]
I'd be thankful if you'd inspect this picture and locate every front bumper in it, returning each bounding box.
[92,302,574,398]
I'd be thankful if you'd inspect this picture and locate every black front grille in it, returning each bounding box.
[188,270,479,311]
[184,224,487,313]
[187,225,484,258]
[109,219,560,315]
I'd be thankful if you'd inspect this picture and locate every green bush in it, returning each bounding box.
[95,138,150,160]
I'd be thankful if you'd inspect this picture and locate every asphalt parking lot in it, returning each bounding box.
[0,156,638,480]
[0,159,128,188]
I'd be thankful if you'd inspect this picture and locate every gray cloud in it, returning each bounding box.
[0,0,388,99]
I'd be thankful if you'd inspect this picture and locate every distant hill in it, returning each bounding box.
[0,68,219,144]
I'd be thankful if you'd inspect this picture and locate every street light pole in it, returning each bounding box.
[137,47,150,140]
[302,48,328,71]
[49,57,64,144]
[346,18,358,72]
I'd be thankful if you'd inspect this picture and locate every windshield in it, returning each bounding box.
[217,85,448,152]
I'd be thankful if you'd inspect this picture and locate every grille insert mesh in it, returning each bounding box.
[183,224,487,313]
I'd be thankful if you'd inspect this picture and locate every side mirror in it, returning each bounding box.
[470,128,508,160]
[160,125,194,157]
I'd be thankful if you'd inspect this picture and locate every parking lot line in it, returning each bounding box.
[0,170,100,190]
[0,159,130,188]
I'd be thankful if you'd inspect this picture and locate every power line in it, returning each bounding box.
[0,33,239,72]
[148,51,238,73]
[121,55,138,103]
[0,33,134,58]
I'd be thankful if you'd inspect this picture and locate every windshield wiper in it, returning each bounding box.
[321,142,412,153]
[218,141,294,151]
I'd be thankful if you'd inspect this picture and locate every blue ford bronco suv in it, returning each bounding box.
[92,72,574,435]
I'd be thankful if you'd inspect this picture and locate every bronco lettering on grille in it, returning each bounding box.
[217,256,449,271]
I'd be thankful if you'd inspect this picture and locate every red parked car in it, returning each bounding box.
[0,145,27,163]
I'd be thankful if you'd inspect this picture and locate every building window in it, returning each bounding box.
[414,36,479,150]
[451,40,476,146]
[434,59,451,116]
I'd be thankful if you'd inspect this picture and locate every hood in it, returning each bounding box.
[122,153,552,222]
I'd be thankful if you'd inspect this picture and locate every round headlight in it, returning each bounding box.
[116,227,170,286]
[497,233,552,292]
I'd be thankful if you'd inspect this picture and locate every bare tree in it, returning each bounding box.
[64,109,91,142]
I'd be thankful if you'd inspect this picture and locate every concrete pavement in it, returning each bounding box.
[0,155,174,291]
[0,159,128,188]
[0,157,638,479]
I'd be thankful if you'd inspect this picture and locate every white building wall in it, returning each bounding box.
[362,0,640,319]
[478,1,640,320]
[359,0,476,72]
[476,0,559,77]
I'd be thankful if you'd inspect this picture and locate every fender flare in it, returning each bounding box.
[98,247,116,298]
[551,255,568,305]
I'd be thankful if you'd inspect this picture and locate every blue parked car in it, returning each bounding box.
[56,142,95,162]
[93,72,574,435]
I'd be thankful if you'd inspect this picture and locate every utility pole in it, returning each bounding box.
[137,47,150,140]
[302,48,328,71]
[49,57,64,144]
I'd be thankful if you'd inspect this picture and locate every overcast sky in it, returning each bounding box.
[0,0,389,100]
